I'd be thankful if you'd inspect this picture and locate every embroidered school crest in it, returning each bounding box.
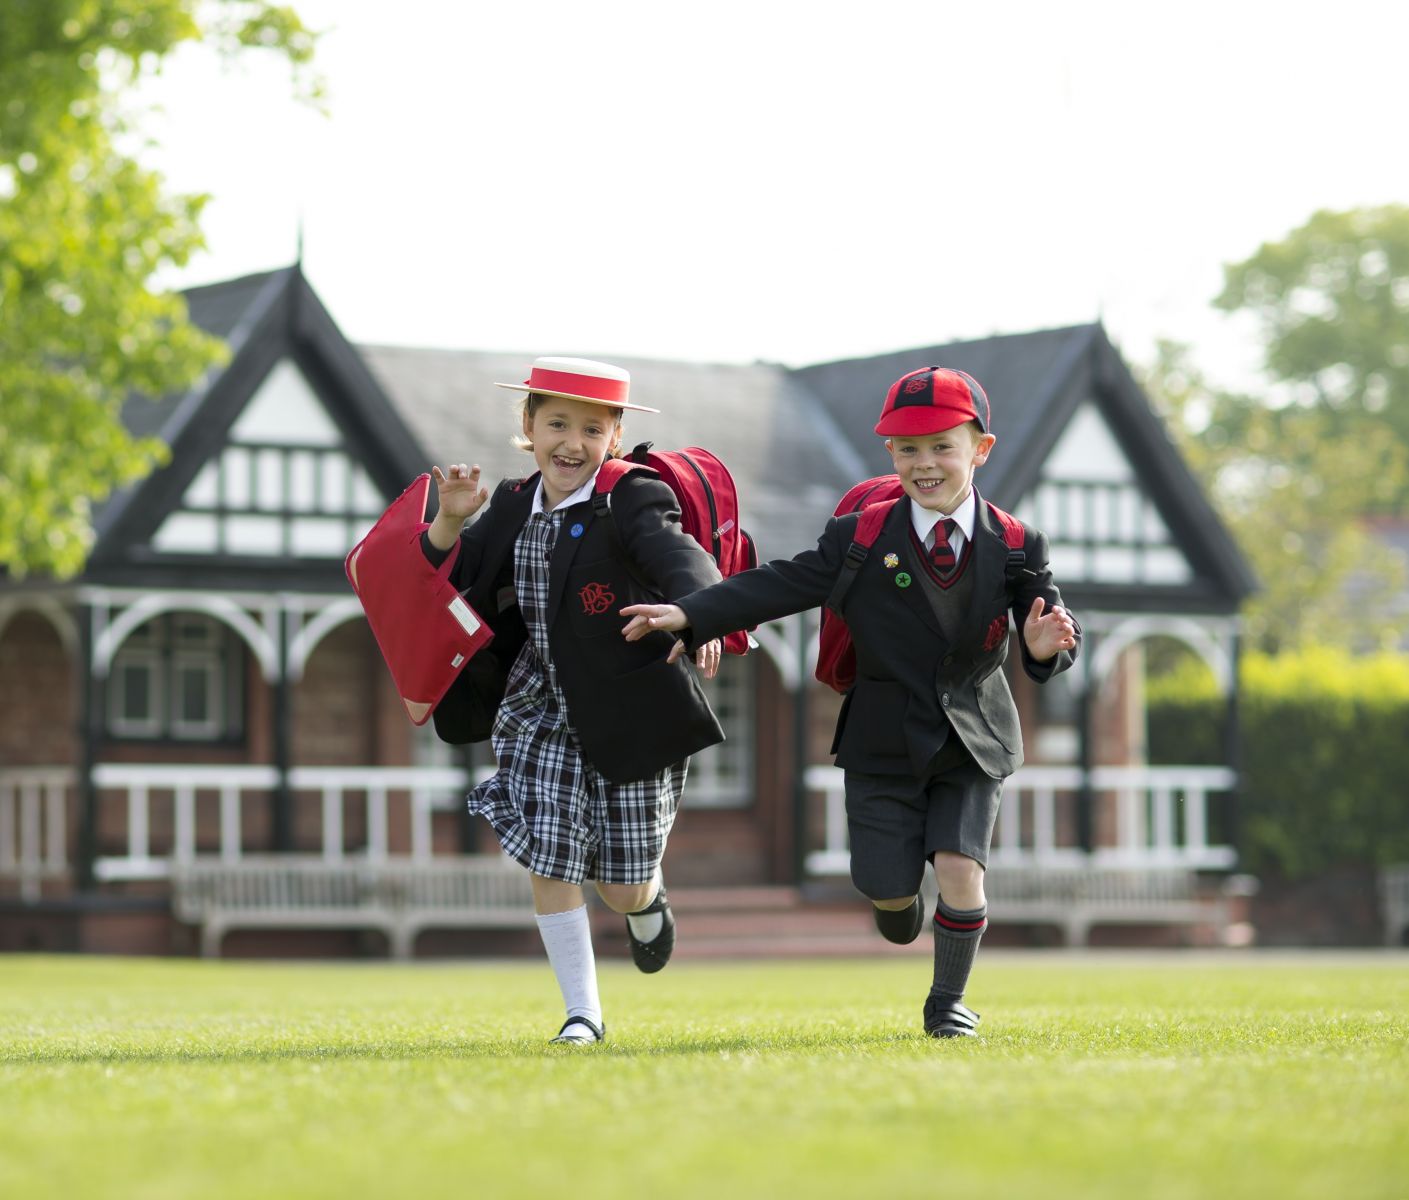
[578,582,615,615]
[982,615,1009,651]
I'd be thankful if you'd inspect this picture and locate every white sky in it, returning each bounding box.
[140,0,1408,392]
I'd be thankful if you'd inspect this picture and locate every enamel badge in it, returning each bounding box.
[883,553,899,568]
[895,572,912,588]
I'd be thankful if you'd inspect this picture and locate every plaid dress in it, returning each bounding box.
[467,501,688,885]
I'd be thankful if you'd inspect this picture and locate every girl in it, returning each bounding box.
[424,356,724,1045]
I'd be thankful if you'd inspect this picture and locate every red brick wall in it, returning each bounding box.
[293,619,409,766]
[0,612,76,767]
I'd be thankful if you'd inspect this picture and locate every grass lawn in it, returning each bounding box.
[1,952,1406,1199]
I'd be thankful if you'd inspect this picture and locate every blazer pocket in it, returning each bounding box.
[976,672,1017,753]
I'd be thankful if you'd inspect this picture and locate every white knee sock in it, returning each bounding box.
[625,869,664,943]
[535,905,602,1033]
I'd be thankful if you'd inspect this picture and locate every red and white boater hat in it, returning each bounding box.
[494,356,659,413]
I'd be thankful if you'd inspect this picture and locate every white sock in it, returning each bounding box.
[625,871,664,943]
[535,905,601,1033]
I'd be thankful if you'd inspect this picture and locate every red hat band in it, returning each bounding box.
[525,365,629,406]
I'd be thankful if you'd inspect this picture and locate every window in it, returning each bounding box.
[107,614,245,742]
[686,656,755,808]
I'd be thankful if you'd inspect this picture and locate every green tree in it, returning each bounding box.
[0,0,317,578]
[1142,340,1406,653]
[1216,204,1409,513]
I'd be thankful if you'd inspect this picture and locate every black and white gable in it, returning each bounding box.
[792,325,1256,614]
[88,268,426,590]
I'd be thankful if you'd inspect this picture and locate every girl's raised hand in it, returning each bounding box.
[432,463,489,521]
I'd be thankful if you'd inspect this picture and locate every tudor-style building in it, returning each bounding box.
[0,267,1256,955]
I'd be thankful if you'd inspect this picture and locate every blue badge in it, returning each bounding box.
[570,523,584,538]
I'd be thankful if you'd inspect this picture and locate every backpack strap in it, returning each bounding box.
[591,457,647,516]
[590,458,657,591]
[824,499,899,615]
[985,500,1037,586]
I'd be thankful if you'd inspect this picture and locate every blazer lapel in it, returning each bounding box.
[481,479,535,589]
[545,494,599,626]
[880,499,944,639]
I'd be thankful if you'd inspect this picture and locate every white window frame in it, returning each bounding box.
[109,649,165,738]
[170,649,224,739]
[106,615,242,743]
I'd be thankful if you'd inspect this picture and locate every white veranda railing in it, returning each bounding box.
[804,762,1238,876]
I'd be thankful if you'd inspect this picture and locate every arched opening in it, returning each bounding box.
[0,610,76,767]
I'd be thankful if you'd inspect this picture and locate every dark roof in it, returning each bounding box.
[790,324,1257,606]
[93,269,1255,607]
[790,324,1103,502]
[116,269,295,444]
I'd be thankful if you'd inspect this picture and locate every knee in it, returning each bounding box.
[932,852,985,907]
[871,894,919,911]
[596,881,656,914]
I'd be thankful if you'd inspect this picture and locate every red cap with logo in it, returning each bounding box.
[873,366,990,437]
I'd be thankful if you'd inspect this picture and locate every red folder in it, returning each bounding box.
[345,474,494,725]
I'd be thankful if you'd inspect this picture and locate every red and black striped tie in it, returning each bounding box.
[930,518,958,577]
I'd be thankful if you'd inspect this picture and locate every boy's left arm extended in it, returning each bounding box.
[1012,526,1080,682]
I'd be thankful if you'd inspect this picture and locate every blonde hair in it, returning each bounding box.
[511,392,626,457]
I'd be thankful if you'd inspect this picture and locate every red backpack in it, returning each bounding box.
[815,476,1028,692]
[595,442,758,655]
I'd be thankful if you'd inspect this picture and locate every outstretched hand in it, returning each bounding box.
[620,603,714,673]
[620,603,688,641]
[431,463,489,522]
[1022,596,1077,662]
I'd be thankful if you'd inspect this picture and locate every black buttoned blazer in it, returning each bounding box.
[679,488,1080,780]
[431,471,725,783]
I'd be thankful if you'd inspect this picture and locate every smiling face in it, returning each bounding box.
[885,422,996,514]
[522,395,624,509]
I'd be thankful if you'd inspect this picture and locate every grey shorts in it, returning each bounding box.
[844,756,1003,899]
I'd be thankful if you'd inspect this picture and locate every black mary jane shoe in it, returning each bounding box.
[550,1015,605,1045]
[627,886,676,974]
[923,995,981,1039]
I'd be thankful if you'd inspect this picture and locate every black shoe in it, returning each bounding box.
[627,885,676,973]
[873,896,924,945]
[923,995,980,1038]
[550,1015,605,1044]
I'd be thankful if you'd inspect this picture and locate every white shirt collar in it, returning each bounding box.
[909,487,977,545]
[531,470,599,515]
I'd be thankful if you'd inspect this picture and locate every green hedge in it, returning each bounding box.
[1147,650,1409,878]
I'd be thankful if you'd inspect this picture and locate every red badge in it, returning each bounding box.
[982,616,1009,651]
[579,582,615,615]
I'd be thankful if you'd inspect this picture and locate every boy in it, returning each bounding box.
[622,366,1080,1038]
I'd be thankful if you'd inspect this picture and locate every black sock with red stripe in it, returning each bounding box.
[930,899,988,1003]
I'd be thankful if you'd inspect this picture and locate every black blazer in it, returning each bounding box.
[431,471,725,783]
[679,489,1080,780]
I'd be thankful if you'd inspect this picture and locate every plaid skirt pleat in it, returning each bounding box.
[467,505,688,885]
